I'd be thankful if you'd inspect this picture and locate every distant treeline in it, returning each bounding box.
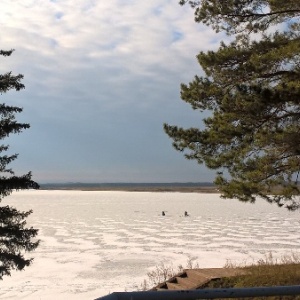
[39,182,217,192]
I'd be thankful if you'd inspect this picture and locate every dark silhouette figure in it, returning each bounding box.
[162,211,165,216]
[184,211,189,217]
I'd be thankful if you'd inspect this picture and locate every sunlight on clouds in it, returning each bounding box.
[2,0,218,109]
[0,0,222,110]
[1,0,220,74]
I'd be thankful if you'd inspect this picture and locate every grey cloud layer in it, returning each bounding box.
[1,0,221,183]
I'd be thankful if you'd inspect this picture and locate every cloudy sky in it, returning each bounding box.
[1,0,224,184]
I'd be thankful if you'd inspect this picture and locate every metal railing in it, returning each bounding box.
[95,285,300,300]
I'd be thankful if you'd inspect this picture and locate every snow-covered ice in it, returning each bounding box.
[0,190,299,300]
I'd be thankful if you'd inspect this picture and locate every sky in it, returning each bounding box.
[1,0,225,184]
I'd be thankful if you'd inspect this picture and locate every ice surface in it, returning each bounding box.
[0,190,299,299]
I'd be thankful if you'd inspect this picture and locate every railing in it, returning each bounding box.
[95,285,300,300]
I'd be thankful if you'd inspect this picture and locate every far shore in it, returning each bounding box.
[39,183,219,193]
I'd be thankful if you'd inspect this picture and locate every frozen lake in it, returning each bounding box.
[0,190,299,299]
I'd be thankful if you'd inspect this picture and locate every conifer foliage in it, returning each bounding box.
[164,1,300,210]
[0,49,39,279]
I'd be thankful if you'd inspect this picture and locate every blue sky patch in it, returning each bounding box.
[172,30,183,42]
[55,12,64,20]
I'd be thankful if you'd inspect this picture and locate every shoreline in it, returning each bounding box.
[39,184,218,193]
[39,187,219,193]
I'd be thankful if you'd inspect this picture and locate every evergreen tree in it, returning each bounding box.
[179,0,300,35]
[164,1,300,210]
[0,49,39,279]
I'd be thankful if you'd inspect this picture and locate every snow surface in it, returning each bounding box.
[0,190,299,300]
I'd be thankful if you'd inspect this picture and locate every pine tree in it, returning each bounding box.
[164,1,300,210]
[0,49,39,279]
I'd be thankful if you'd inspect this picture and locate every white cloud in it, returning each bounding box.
[1,0,224,182]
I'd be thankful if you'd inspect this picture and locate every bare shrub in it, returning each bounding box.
[136,256,199,291]
[224,252,300,269]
